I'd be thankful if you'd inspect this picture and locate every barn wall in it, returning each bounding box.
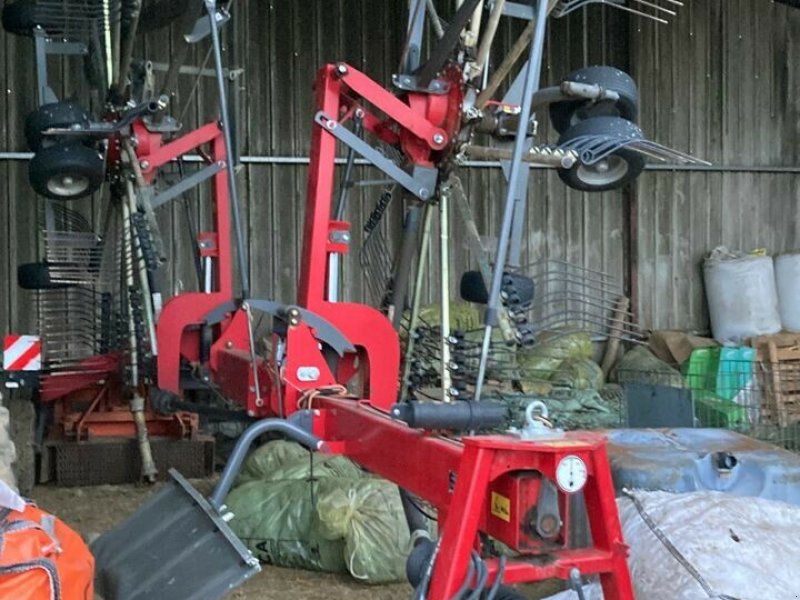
[632,0,800,330]
[0,0,797,337]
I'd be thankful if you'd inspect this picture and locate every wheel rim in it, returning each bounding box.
[46,173,90,197]
[575,155,629,187]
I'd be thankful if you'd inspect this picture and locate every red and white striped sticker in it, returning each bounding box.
[3,335,42,372]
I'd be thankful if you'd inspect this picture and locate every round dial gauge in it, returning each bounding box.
[555,455,588,493]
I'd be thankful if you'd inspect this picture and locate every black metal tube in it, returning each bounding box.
[209,417,323,509]
[334,119,362,221]
[205,0,250,299]
[115,0,142,98]
[400,489,429,536]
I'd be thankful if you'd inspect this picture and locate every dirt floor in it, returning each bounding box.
[32,480,565,600]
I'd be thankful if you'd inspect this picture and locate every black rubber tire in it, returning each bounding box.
[17,262,76,290]
[550,66,639,135]
[7,390,36,496]
[29,143,105,200]
[24,102,91,151]
[557,116,646,193]
[1,0,38,36]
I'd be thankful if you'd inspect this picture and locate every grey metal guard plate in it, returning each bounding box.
[202,299,356,356]
[625,383,695,428]
[91,469,260,600]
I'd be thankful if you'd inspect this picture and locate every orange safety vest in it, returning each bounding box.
[0,503,94,600]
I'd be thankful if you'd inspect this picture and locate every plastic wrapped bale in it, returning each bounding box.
[226,478,349,573]
[612,345,686,388]
[544,490,800,600]
[518,330,594,381]
[236,440,364,484]
[551,358,605,390]
[316,479,410,583]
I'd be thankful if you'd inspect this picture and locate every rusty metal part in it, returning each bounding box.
[461,144,578,168]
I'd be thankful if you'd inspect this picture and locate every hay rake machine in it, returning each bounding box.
[85,1,709,600]
[2,0,245,485]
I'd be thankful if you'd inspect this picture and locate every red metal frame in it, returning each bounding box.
[310,398,633,599]
[258,63,635,599]
[151,123,235,394]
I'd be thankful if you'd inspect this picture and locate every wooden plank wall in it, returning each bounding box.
[632,0,800,331]
[0,0,796,337]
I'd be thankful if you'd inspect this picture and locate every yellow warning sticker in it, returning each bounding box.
[490,492,511,522]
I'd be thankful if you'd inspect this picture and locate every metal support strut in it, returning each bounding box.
[204,0,250,299]
[474,0,549,402]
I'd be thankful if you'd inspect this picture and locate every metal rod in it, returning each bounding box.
[209,414,323,509]
[391,204,423,329]
[472,0,506,80]
[439,185,452,403]
[115,0,142,97]
[205,0,250,298]
[474,0,549,403]
[401,202,435,395]
[476,19,535,109]
[328,118,363,302]
[121,198,139,386]
[126,180,158,356]
[243,301,263,409]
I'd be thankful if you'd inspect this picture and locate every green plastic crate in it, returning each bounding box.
[693,391,748,428]
[684,346,756,402]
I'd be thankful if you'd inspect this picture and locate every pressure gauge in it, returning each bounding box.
[555,455,588,493]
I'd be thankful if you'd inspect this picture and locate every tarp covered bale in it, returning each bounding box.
[544,490,800,600]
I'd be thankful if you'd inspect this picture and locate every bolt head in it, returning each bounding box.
[139,160,150,170]
[418,188,430,199]
[433,133,445,145]
[336,63,348,75]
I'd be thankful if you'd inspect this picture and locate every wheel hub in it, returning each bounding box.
[47,173,90,197]
[576,155,629,187]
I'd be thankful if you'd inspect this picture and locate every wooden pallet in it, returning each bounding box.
[748,333,800,428]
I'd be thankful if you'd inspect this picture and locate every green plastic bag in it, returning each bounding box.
[518,330,594,380]
[613,345,686,388]
[226,479,348,573]
[551,358,605,390]
[236,440,364,484]
[316,479,410,584]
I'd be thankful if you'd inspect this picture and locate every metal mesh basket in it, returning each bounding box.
[23,0,122,39]
[617,353,800,451]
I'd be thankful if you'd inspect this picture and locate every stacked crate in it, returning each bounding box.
[749,334,800,428]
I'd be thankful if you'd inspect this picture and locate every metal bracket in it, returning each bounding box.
[188,4,231,43]
[152,161,224,209]
[392,74,450,95]
[44,41,88,56]
[315,111,438,201]
[502,2,536,19]
[203,300,356,356]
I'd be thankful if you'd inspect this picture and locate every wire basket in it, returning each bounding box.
[23,0,122,40]
[617,349,800,451]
